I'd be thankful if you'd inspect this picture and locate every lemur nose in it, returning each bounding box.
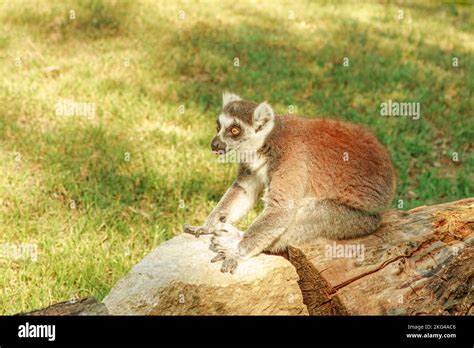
[211,137,226,153]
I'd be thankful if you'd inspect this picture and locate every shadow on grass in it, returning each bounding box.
[2,0,135,42]
[143,10,473,205]
[1,108,224,236]
[2,1,472,223]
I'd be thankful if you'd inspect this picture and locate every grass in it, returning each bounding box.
[0,0,472,315]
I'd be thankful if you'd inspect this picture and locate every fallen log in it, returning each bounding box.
[289,198,473,315]
[19,297,108,316]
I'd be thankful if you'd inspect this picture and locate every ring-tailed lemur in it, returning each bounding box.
[184,92,396,274]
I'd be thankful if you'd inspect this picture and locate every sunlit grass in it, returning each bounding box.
[0,0,472,314]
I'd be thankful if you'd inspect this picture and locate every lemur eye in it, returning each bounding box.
[230,126,241,136]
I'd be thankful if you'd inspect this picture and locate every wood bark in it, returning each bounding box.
[288,198,474,315]
[19,297,108,316]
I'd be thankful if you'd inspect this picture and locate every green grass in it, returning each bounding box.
[0,0,473,315]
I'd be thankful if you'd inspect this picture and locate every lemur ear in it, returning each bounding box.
[253,102,274,129]
[222,91,241,106]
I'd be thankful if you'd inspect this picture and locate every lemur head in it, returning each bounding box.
[211,92,275,155]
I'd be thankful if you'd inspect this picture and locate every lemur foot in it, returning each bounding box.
[183,224,214,238]
[210,222,244,274]
[211,253,239,274]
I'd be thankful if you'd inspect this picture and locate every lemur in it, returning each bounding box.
[184,92,396,274]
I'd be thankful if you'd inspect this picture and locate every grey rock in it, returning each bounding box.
[103,234,307,315]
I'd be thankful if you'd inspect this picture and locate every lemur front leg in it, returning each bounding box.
[184,167,262,237]
[211,168,305,274]
[211,204,297,273]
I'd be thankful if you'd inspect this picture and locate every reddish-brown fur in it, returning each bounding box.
[263,116,396,212]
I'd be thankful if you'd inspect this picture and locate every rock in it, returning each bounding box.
[102,234,308,315]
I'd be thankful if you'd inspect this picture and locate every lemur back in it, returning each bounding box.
[262,115,396,213]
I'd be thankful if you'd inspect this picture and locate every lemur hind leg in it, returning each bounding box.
[265,199,381,253]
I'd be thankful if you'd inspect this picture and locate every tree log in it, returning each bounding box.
[19,297,108,316]
[288,198,473,315]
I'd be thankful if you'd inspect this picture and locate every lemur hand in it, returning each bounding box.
[210,222,245,274]
[183,224,215,238]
